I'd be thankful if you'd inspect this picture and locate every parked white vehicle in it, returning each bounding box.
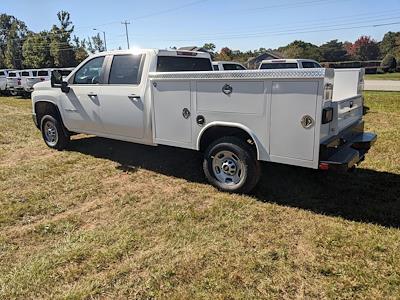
[25,69,49,93]
[259,59,322,70]
[213,61,246,71]
[31,49,376,193]
[25,68,74,93]
[0,69,14,94]
[6,71,21,96]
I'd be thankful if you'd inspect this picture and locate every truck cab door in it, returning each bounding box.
[59,56,106,133]
[97,54,146,139]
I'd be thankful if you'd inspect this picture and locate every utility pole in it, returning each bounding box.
[121,20,130,49]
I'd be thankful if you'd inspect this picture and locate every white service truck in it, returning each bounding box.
[31,49,376,193]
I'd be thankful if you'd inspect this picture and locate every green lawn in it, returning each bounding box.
[365,72,400,80]
[0,92,399,299]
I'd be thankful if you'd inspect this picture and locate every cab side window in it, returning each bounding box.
[109,54,143,85]
[73,56,105,84]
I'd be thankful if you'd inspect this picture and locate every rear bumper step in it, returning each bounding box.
[319,122,377,171]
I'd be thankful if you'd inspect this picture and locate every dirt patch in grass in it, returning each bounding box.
[0,93,399,299]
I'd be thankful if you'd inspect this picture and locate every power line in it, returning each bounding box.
[134,0,209,20]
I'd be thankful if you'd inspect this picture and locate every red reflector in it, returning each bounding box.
[319,163,329,170]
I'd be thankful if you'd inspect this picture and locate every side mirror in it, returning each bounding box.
[51,70,70,93]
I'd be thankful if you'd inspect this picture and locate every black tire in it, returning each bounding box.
[203,136,261,194]
[40,115,70,150]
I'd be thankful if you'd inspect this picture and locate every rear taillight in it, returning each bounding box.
[319,163,329,170]
[324,83,333,100]
[17,79,21,85]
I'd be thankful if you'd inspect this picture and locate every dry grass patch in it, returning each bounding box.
[0,93,399,299]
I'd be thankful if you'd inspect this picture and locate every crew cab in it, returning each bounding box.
[259,59,322,70]
[31,49,376,193]
[213,61,246,71]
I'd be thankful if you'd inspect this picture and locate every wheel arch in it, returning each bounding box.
[197,122,261,160]
[34,100,68,133]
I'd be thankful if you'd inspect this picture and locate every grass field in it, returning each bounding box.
[0,92,399,299]
[365,72,400,81]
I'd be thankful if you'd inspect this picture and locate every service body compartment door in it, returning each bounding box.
[270,81,319,162]
[196,81,264,115]
[152,80,192,147]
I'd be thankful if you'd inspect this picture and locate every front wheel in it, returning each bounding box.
[203,137,261,194]
[40,115,70,150]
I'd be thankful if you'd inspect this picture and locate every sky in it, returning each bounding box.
[2,0,400,51]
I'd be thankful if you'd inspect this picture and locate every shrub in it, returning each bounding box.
[381,54,397,73]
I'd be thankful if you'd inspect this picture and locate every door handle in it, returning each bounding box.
[87,93,97,97]
[128,94,141,100]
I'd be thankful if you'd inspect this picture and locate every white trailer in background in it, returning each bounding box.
[31,49,376,193]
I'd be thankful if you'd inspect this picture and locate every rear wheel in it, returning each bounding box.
[40,115,70,150]
[203,137,260,193]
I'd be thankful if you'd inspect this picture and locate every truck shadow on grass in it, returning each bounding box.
[69,136,400,228]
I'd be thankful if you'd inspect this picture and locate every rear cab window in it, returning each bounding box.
[38,71,49,77]
[260,63,298,69]
[0,71,5,76]
[108,54,144,85]
[21,71,30,77]
[222,63,246,71]
[8,72,17,77]
[157,56,212,72]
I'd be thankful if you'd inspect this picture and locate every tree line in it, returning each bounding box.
[0,11,104,69]
[205,33,400,71]
[1,10,399,71]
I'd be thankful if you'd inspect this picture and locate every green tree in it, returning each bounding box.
[91,33,105,52]
[73,36,88,64]
[319,40,348,62]
[380,31,400,59]
[278,40,322,61]
[50,11,75,67]
[22,31,53,68]
[381,54,397,72]
[0,14,27,68]
[203,43,216,52]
